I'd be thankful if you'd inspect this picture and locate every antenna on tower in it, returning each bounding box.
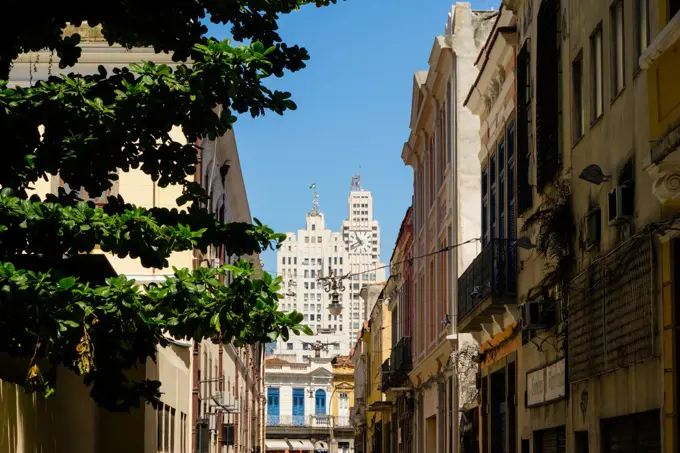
[309,183,320,216]
[350,174,362,191]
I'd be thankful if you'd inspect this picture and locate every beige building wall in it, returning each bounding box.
[2,37,205,453]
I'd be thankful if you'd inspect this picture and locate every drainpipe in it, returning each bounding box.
[192,137,202,453]
[235,349,240,452]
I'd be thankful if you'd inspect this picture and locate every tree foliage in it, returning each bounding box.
[0,0,333,410]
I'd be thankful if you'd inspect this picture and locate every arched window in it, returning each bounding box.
[314,389,326,415]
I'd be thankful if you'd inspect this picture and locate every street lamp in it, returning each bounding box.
[319,266,345,316]
[579,164,611,185]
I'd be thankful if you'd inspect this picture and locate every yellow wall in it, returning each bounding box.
[331,368,354,416]
[647,40,680,141]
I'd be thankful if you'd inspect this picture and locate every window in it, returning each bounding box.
[636,0,649,62]
[317,293,321,301]
[58,178,113,205]
[575,431,589,453]
[610,1,625,97]
[591,26,604,119]
[157,406,164,452]
[287,343,294,350]
[294,257,297,265]
[318,236,322,243]
[304,282,309,289]
[311,236,316,243]
[267,388,280,423]
[181,413,187,453]
[311,282,315,289]
[312,224,316,231]
[311,270,316,278]
[170,408,176,452]
[304,236,309,243]
[572,51,584,141]
[304,270,309,278]
[328,314,332,321]
[340,257,343,265]
[317,258,322,265]
[282,257,285,265]
[164,405,170,452]
[516,41,533,214]
[481,166,489,246]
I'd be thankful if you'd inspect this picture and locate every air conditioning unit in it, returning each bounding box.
[584,208,601,251]
[520,298,557,331]
[607,184,634,226]
[212,391,240,413]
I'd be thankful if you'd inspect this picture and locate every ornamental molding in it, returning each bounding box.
[646,160,680,204]
[639,11,680,70]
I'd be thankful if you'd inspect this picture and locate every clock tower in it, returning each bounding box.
[341,175,385,338]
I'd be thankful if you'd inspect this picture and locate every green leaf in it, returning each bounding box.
[58,277,77,289]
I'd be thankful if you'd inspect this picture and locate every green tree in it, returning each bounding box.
[0,0,333,411]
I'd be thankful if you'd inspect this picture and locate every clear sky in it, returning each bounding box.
[206,0,498,273]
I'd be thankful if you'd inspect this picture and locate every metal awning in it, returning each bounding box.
[265,439,290,450]
[287,439,315,451]
[314,440,329,451]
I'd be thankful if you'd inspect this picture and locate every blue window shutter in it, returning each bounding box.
[315,389,327,415]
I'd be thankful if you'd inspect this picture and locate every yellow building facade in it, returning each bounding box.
[641,3,680,453]
[330,356,355,453]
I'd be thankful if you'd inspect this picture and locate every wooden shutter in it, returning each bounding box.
[535,0,561,192]
[516,42,532,214]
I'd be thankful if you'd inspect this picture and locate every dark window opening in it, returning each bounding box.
[535,0,561,192]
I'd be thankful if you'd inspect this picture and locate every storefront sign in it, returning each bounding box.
[526,358,565,407]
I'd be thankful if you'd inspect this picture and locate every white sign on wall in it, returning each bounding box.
[526,358,565,407]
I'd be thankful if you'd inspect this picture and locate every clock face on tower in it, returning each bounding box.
[349,231,371,253]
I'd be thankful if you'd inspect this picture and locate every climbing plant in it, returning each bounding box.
[521,178,575,291]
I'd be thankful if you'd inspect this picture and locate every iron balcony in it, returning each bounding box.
[457,239,517,332]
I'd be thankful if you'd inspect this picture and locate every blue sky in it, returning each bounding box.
[206,0,497,273]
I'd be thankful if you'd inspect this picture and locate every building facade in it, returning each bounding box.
[263,358,334,453]
[271,178,385,361]
[351,283,391,453]
[193,129,266,453]
[463,0,675,452]
[462,5,521,453]
[640,2,680,452]
[401,4,495,453]
[380,207,415,453]
[3,27,264,453]
[330,356,356,453]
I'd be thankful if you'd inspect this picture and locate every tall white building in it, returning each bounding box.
[272,176,385,361]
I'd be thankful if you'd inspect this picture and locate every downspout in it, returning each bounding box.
[235,350,240,452]
[192,137,202,453]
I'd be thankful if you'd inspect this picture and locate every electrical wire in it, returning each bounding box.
[266,237,481,280]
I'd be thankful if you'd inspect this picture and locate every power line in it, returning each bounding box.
[266,237,481,281]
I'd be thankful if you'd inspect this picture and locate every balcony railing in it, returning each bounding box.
[457,239,517,327]
[335,416,352,428]
[390,336,412,373]
[266,414,334,428]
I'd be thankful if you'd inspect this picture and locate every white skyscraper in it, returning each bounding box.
[271,176,385,362]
